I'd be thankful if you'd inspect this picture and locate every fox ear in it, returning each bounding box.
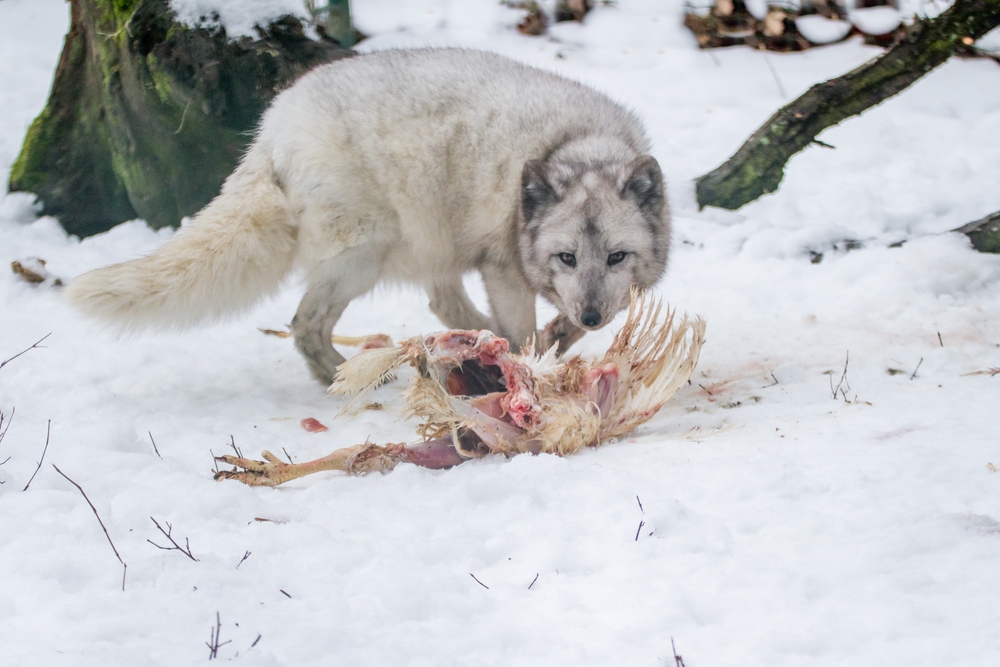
[621,156,664,218]
[521,160,559,225]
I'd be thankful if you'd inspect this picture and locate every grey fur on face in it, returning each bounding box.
[519,150,670,330]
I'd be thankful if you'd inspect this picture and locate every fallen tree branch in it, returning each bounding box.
[696,0,1000,210]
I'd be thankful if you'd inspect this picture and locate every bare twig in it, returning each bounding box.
[830,352,850,400]
[250,634,262,649]
[761,49,786,99]
[282,447,294,464]
[671,637,686,667]
[236,550,251,568]
[148,431,162,459]
[910,357,924,380]
[0,406,13,446]
[937,332,944,347]
[280,589,292,598]
[0,333,51,371]
[147,517,199,561]
[469,573,489,590]
[0,407,13,479]
[528,573,539,590]
[636,495,644,513]
[206,612,231,660]
[635,520,645,542]
[229,436,242,459]
[22,420,51,491]
[52,464,127,590]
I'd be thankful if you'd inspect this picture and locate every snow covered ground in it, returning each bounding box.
[2,0,999,664]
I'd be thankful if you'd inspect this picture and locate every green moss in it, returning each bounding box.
[8,112,51,188]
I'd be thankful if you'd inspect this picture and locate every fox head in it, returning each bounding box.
[517,155,670,332]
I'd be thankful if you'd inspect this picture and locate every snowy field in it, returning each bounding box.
[2,0,1000,664]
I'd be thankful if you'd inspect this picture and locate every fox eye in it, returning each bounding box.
[557,253,577,268]
[607,251,627,266]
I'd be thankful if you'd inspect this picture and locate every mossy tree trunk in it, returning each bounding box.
[9,0,353,238]
[696,0,1000,211]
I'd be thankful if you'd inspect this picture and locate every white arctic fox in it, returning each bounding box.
[67,49,671,383]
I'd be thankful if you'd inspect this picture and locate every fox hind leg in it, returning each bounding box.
[292,246,385,385]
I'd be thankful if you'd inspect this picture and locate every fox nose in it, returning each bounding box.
[581,310,602,328]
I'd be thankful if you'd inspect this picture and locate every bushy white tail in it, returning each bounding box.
[66,152,298,330]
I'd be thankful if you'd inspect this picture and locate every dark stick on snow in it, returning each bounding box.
[761,49,786,99]
[147,517,199,561]
[636,495,644,514]
[635,520,645,542]
[937,332,944,347]
[229,435,242,459]
[0,406,14,446]
[251,634,262,649]
[236,550,251,568]
[280,589,292,598]
[148,431,162,459]
[910,357,924,381]
[52,464,127,590]
[528,573,539,590]
[831,352,850,400]
[469,573,489,590]
[0,333,51,371]
[210,449,220,473]
[765,372,779,388]
[671,637,686,667]
[206,611,231,660]
[282,447,294,464]
[22,420,52,491]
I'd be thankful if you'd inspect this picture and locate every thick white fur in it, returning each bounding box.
[66,49,661,382]
[65,155,297,330]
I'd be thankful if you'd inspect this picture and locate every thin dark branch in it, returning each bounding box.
[0,333,51,371]
[52,464,127,590]
[206,611,231,660]
[251,634,261,649]
[635,520,645,542]
[148,431,162,459]
[236,550,251,568]
[831,352,850,400]
[147,517,199,561]
[910,357,924,380]
[22,420,52,492]
[469,573,489,590]
[282,447,294,464]
[0,406,14,447]
[528,573,539,590]
[229,435,242,459]
[671,637,686,667]
[636,495,644,513]
[280,589,292,598]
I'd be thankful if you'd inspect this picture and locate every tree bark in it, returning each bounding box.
[8,0,353,238]
[696,0,1000,211]
[955,211,1000,253]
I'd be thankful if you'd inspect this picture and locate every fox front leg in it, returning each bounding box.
[540,313,586,355]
